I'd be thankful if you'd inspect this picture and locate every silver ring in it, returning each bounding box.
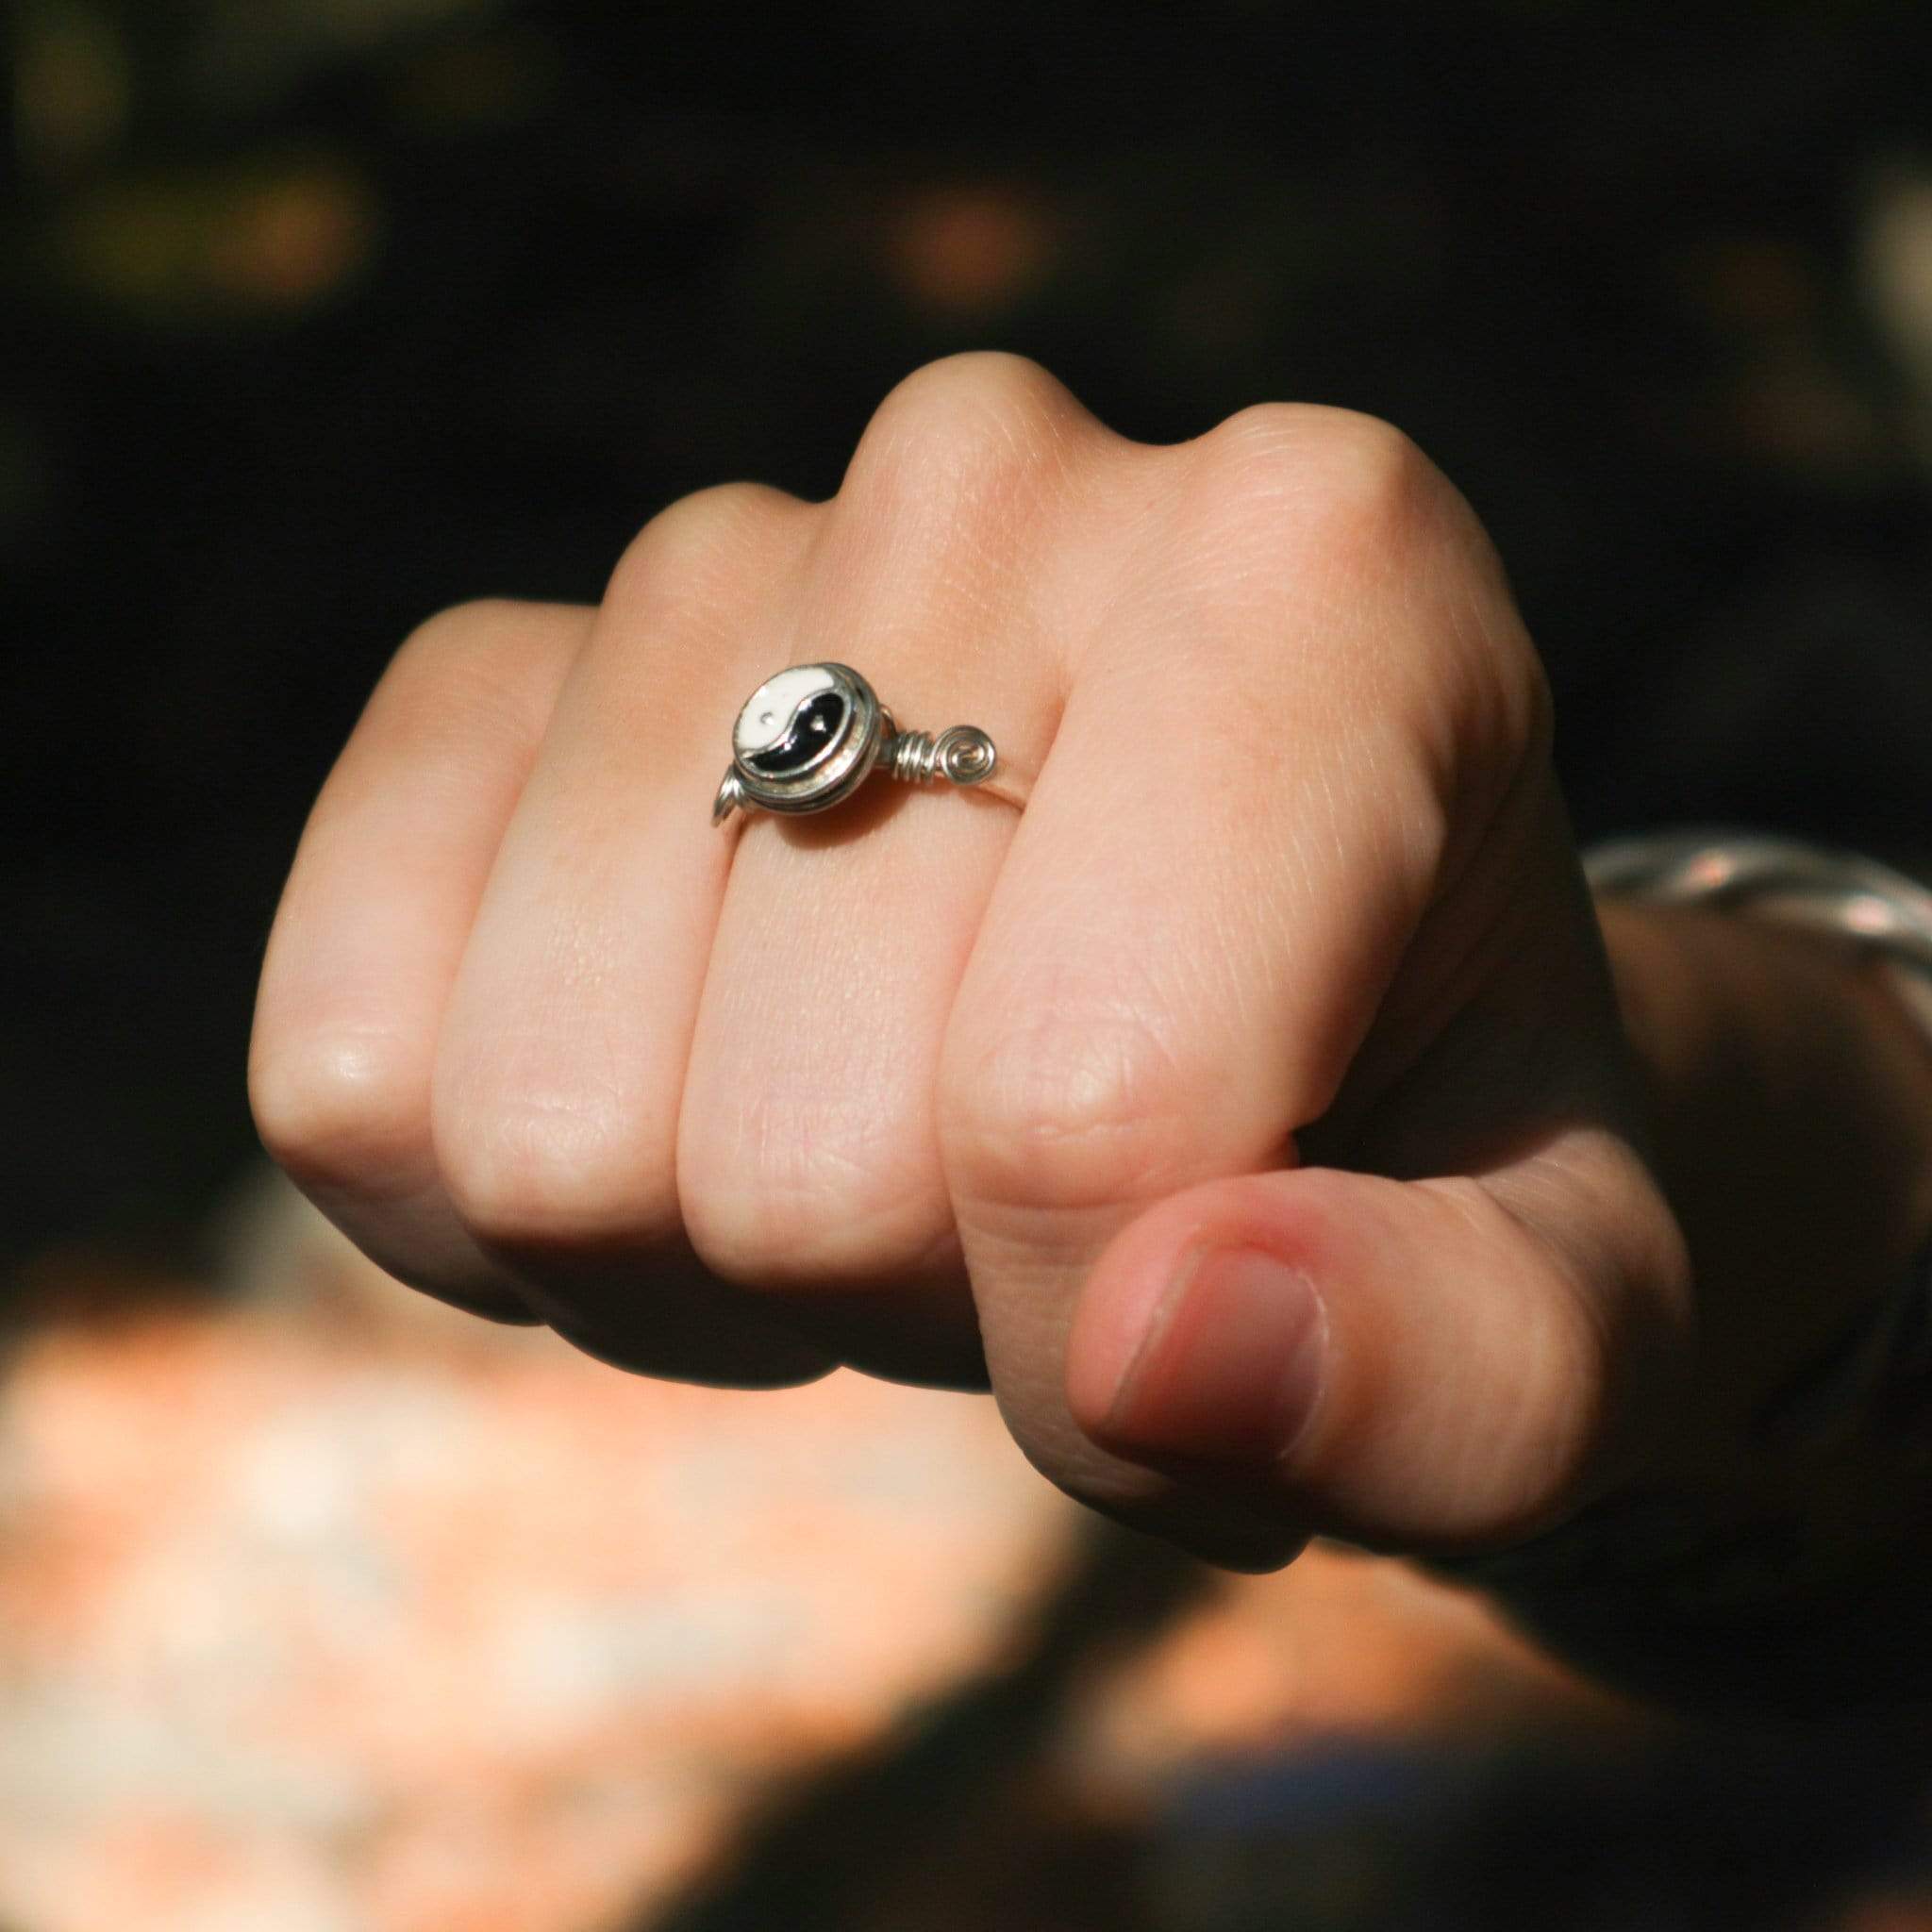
[712,662,1024,825]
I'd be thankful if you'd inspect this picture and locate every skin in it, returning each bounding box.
[250,354,1932,1671]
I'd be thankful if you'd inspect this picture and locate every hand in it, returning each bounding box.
[251,352,1703,1573]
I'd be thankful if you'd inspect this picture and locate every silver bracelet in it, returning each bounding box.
[1583,824,1932,1044]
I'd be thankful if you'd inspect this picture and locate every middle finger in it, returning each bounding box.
[677,356,1111,1386]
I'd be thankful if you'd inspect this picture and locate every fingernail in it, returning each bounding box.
[1098,1244,1326,1464]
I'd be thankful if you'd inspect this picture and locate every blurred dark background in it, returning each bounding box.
[10,0,1932,1274]
[13,9,1932,1928]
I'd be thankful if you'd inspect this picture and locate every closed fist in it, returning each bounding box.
[250,353,1693,1573]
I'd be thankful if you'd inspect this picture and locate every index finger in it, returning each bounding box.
[935,407,1601,1561]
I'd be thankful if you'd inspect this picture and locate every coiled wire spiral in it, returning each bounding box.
[880,723,998,789]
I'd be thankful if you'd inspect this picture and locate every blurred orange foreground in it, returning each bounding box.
[0,1174,1638,1932]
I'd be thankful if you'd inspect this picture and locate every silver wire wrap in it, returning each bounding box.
[880,723,999,789]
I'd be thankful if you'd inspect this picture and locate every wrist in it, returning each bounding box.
[1433,891,1932,1724]
[1595,892,1932,1409]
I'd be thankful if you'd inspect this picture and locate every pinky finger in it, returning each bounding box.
[249,600,594,1324]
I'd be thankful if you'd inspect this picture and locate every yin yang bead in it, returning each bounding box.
[715,662,881,822]
[713,661,1007,825]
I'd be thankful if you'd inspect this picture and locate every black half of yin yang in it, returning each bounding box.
[744,689,848,775]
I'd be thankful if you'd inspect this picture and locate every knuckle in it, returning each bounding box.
[941,1011,1195,1216]
[843,351,1087,516]
[1411,588,1554,833]
[1524,1312,1624,1525]
[875,348,1074,434]
[604,479,804,617]
[394,595,528,663]
[1182,402,1551,798]
[437,1084,674,1254]
[386,599,544,713]
[1409,1175,1634,1529]
[642,478,800,564]
[1191,403,1443,572]
[681,1090,941,1290]
[390,595,592,691]
[249,1026,427,1193]
[381,597,590,748]
[1491,633,1557,776]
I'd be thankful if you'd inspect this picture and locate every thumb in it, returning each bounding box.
[1064,1137,1694,1557]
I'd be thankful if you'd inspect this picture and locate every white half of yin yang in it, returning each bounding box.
[733,663,855,770]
